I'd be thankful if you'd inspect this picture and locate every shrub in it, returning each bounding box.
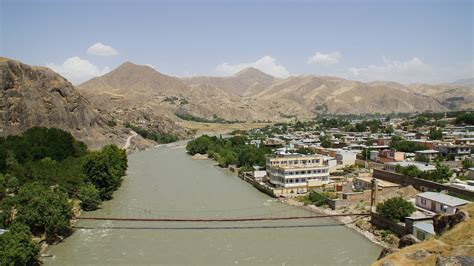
[376,197,415,222]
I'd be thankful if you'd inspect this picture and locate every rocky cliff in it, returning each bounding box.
[0,57,152,150]
[373,203,474,266]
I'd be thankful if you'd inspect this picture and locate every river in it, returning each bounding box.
[43,142,381,265]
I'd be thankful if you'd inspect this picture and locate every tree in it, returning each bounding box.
[385,126,394,134]
[377,197,415,222]
[78,183,101,211]
[186,135,212,155]
[14,182,72,243]
[0,222,39,265]
[319,134,332,148]
[428,128,443,140]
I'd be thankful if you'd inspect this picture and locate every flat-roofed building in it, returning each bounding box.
[415,150,439,163]
[266,154,330,194]
[384,161,436,172]
[415,192,470,215]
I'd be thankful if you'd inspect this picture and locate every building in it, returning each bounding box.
[415,192,470,215]
[454,137,474,147]
[412,222,436,241]
[335,150,357,166]
[436,144,471,161]
[376,149,405,163]
[266,154,330,194]
[353,176,400,191]
[414,150,439,163]
[384,161,436,172]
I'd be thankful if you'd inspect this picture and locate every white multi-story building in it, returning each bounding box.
[266,154,330,193]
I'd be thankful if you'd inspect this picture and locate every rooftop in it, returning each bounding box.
[413,222,436,235]
[417,192,470,207]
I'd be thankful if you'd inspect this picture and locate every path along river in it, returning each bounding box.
[43,142,381,265]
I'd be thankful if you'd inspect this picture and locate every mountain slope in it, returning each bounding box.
[79,63,305,123]
[0,57,151,150]
[183,67,277,96]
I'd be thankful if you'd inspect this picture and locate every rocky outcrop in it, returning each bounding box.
[398,234,421,248]
[433,210,469,236]
[0,57,152,150]
[373,203,474,266]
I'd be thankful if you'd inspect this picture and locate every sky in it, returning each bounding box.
[1,0,473,85]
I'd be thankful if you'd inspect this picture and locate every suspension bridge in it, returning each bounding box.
[76,212,370,223]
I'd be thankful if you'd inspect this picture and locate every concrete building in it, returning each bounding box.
[384,161,437,172]
[412,222,436,241]
[335,150,357,166]
[414,150,439,163]
[436,144,471,161]
[266,154,330,194]
[415,192,470,215]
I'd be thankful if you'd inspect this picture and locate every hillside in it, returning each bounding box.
[78,63,308,123]
[373,203,474,266]
[0,57,152,150]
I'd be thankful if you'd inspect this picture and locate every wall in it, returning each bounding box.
[370,213,409,237]
[373,169,474,200]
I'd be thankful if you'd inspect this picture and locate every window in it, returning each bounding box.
[421,198,426,205]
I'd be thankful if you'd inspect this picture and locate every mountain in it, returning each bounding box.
[251,75,448,114]
[78,62,472,125]
[78,63,300,123]
[405,83,474,111]
[452,78,474,86]
[0,57,152,150]
[183,67,277,96]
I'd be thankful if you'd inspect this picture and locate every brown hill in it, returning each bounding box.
[0,57,152,150]
[183,67,277,96]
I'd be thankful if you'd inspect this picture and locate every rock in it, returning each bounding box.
[433,210,469,236]
[191,153,208,160]
[0,57,153,151]
[435,256,474,266]
[377,247,399,260]
[406,249,431,261]
[398,234,421,248]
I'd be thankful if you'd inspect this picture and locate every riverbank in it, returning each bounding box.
[280,197,391,249]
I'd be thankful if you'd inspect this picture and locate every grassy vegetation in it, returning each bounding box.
[125,123,178,143]
[186,135,271,168]
[175,112,243,124]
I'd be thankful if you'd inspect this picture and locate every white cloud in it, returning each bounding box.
[307,51,341,65]
[87,42,118,57]
[346,57,432,83]
[47,57,110,84]
[214,56,290,78]
[345,57,474,84]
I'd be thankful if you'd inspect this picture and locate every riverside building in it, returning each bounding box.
[266,154,330,194]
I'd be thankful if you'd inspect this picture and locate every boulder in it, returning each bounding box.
[398,234,420,248]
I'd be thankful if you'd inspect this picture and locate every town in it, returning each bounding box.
[186,111,474,251]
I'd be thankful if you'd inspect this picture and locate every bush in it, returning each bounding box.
[0,222,39,265]
[377,197,415,222]
[78,183,101,211]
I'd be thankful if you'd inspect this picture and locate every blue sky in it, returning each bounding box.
[1,0,473,84]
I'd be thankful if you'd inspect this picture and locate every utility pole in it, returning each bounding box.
[370,178,378,213]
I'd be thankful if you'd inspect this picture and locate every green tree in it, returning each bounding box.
[82,145,128,200]
[0,222,39,265]
[428,128,443,140]
[78,183,101,211]
[186,135,213,155]
[385,126,394,134]
[377,197,415,222]
[14,182,72,243]
[319,134,332,148]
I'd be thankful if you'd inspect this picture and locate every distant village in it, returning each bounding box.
[222,111,474,246]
